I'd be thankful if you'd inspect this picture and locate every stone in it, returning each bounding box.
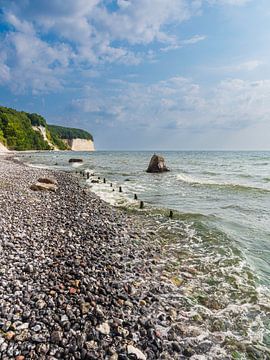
[127,345,147,360]
[37,177,57,185]
[51,331,63,344]
[31,324,42,332]
[30,182,57,192]
[5,331,15,341]
[80,302,91,315]
[36,299,46,309]
[146,154,170,173]
[15,330,29,342]
[69,287,77,295]
[96,322,110,335]
[69,158,83,163]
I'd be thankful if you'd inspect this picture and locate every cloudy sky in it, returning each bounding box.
[0,0,270,150]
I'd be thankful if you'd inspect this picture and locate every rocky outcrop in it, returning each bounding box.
[63,139,95,151]
[146,154,170,173]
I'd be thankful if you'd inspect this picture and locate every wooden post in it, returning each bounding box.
[110,183,113,187]
[134,194,138,200]
[98,176,100,180]
[87,172,90,179]
[103,178,106,184]
[140,201,144,209]
[169,210,173,219]
[119,186,122,193]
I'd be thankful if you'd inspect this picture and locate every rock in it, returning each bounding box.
[37,177,57,185]
[15,330,29,342]
[69,158,83,163]
[51,331,63,344]
[127,345,147,360]
[36,299,46,309]
[80,302,91,315]
[30,182,57,192]
[146,154,170,173]
[96,322,110,335]
[5,331,15,341]
[31,324,42,332]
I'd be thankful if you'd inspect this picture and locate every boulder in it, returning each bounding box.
[30,182,57,192]
[37,177,57,185]
[69,158,83,163]
[146,154,170,173]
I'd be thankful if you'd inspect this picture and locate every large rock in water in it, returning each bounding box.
[146,154,170,173]
[69,158,83,163]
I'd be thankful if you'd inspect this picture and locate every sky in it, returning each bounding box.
[0,0,270,150]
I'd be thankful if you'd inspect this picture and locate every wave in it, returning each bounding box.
[176,173,270,193]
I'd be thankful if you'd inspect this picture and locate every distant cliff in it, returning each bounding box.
[0,106,94,151]
[48,125,94,151]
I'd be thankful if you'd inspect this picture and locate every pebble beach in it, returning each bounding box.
[0,155,269,360]
[0,156,185,360]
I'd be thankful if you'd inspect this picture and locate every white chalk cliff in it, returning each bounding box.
[32,126,57,150]
[63,138,95,151]
[0,142,8,152]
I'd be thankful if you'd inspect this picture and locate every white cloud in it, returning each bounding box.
[2,0,202,67]
[208,0,251,5]
[72,76,270,132]
[0,0,253,94]
[0,14,73,93]
[161,35,206,52]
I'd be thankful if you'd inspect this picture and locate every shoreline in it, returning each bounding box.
[0,155,269,359]
[0,155,182,359]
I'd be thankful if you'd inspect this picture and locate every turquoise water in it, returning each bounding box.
[19,151,270,356]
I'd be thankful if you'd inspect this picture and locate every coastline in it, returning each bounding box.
[0,155,180,359]
[0,154,269,359]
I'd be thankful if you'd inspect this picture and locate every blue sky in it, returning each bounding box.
[0,0,270,150]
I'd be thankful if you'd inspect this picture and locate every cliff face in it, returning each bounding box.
[0,142,8,152]
[63,138,95,151]
[32,125,57,150]
[0,106,94,151]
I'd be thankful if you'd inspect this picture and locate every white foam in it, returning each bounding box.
[176,173,270,191]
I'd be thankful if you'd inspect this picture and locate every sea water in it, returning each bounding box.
[19,150,270,357]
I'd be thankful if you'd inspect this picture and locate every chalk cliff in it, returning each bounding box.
[63,138,95,151]
[0,106,94,151]
[0,142,8,152]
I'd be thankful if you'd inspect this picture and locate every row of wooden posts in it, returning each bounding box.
[76,170,174,218]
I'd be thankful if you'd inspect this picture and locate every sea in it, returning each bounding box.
[18,150,270,358]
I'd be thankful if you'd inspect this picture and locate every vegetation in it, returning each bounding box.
[0,106,50,151]
[0,105,93,151]
[48,125,93,141]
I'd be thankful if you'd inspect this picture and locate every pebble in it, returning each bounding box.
[127,345,147,360]
[97,322,110,335]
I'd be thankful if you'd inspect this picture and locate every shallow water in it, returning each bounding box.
[19,150,270,356]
